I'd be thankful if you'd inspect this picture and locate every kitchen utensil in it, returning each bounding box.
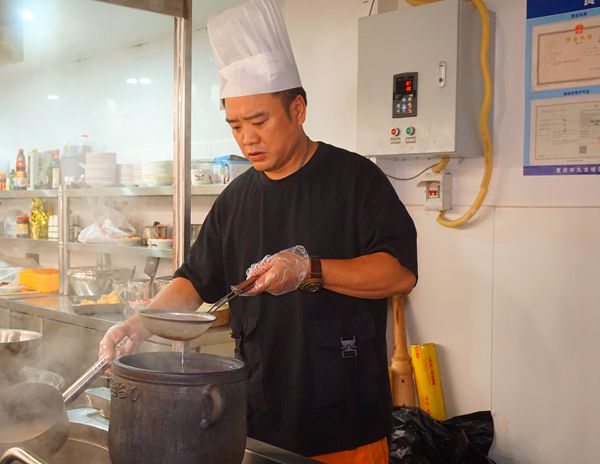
[389,294,416,407]
[207,275,258,313]
[109,352,247,464]
[137,310,216,341]
[0,329,42,383]
[0,340,127,459]
[68,267,129,297]
[143,257,160,296]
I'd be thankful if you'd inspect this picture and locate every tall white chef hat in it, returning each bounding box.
[207,0,302,100]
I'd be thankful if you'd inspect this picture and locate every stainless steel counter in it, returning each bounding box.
[65,406,319,464]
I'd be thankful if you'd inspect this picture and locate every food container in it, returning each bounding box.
[16,216,29,239]
[68,267,129,297]
[19,268,59,293]
[213,155,251,184]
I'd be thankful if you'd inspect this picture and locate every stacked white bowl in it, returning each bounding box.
[48,215,59,241]
[117,164,136,186]
[84,152,117,187]
[132,164,144,186]
[142,160,173,187]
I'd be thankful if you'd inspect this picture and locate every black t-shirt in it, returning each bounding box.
[175,142,417,456]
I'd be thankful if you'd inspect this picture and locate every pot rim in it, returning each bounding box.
[112,352,247,386]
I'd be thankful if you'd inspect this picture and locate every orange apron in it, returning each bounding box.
[310,437,389,464]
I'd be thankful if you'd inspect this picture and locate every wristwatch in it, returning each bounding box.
[300,256,323,293]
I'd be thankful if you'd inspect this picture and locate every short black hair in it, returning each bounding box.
[272,87,307,118]
[221,87,307,118]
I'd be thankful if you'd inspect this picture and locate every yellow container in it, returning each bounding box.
[410,343,447,421]
[19,268,59,293]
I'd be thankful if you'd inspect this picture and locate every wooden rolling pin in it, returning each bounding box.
[389,294,416,407]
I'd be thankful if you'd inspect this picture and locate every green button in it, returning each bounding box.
[406,127,416,136]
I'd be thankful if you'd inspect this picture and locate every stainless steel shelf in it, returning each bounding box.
[63,184,226,197]
[0,189,59,199]
[0,237,58,247]
[64,186,173,197]
[191,184,226,196]
[66,242,172,258]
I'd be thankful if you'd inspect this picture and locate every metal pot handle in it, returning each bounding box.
[198,384,226,429]
[0,447,47,464]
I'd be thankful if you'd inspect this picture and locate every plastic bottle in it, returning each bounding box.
[7,169,15,190]
[14,148,27,190]
[51,149,61,189]
[62,135,90,187]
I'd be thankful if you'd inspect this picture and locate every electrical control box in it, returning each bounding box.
[357,0,493,159]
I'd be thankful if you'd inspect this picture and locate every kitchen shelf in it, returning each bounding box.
[191,184,226,196]
[66,242,173,259]
[64,186,173,197]
[63,184,226,198]
[0,237,58,248]
[0,189,59,199]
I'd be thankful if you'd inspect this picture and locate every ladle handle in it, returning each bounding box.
[232,274,259,295]
[62,337,128,405]
[62,356,109,405]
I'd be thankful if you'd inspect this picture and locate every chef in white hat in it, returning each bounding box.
[99,1,417,463]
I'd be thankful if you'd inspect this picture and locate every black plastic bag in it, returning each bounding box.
[389,407,496,464]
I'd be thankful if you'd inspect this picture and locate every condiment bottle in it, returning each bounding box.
[16,216,30,239]
[51,149,61,189]
[14,148,27,190]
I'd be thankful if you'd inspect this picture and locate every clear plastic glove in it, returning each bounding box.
[242,245,310,296]
[98,317,149,375]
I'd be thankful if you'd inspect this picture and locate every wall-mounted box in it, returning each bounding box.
[357,0,494,159]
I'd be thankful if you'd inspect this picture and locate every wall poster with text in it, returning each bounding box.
[525,0,600,176]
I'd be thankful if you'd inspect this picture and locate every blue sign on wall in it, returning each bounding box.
[527,0,598,19]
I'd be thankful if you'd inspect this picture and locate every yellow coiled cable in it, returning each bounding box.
[407,0,493,228]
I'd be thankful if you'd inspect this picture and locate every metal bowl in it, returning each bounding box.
[0,329,43,385]
[138,310,216,341]
[68,267,129,297]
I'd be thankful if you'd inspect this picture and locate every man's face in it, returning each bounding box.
[224,93,305,179]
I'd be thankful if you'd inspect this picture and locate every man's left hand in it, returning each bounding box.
[242,245,310,296]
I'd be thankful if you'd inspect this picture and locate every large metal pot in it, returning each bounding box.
[109,352,247,464]
[0,329,42,386]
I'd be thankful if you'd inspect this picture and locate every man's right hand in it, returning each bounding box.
[98,277,204,375]
[99,316,150,375]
